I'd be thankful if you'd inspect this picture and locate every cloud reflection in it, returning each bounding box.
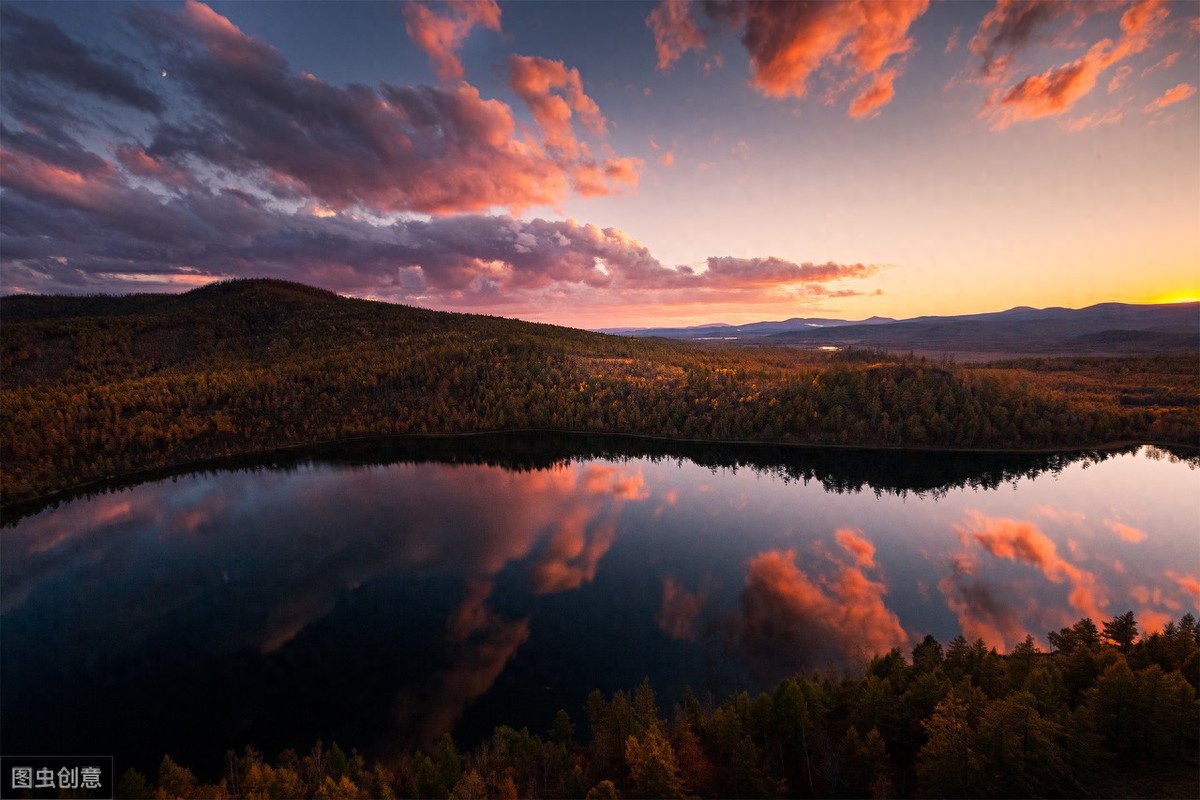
[2,460,648,749]
[737,533,906,679]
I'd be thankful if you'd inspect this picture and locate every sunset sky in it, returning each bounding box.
[1,0,1197,328]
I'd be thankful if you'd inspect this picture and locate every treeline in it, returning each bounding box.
[3,280,1197,505]
[109,611,1199,799]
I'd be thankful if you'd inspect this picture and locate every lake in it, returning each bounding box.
[2,437,1197,778]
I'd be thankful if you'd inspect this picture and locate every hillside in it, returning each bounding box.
[2,280,1197,507]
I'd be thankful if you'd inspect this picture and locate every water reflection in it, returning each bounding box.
[2,440,1196,776]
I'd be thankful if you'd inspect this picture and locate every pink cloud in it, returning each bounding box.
[1144,82,1197,112]
[402,0,502,83]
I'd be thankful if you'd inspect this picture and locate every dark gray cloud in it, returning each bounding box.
[0,5,162,113]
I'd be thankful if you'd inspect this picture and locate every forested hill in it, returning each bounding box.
[2,279,1196,507]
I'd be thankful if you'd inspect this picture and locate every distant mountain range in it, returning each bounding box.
[600,302,1199,358]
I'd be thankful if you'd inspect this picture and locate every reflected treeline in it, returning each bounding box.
[5,432,1194,526]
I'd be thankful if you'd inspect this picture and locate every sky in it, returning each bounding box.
[1,0,1197,328]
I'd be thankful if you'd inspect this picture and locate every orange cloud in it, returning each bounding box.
[848,69,896,119]
[1141,51,1180,76]
[1104,519,1147,542]
[738,545,906,676]
[1108,64,1133,93]
[508,55,607,156]
[401,0,502,83]
[738,0,928,105]
[1144,82,1197,113]
[1066,108,1123,131]
[979,0,1173,129]
[646,0,707,71]
[644,0,927,117]
[835,528,876,568]
[1166,571,1200,606]
[1139,608,1172,634]
[656,577,706,640]
[1106,0,1171,65]
[986,40,1110,130]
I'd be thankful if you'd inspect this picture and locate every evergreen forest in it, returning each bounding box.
[3,279,1196,508]
[107,611,1200,799]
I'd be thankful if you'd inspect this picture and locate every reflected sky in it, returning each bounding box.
[3,446,1196,774]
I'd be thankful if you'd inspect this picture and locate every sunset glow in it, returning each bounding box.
[1,1,1197,326]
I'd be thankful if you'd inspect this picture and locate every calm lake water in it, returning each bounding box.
[3,438,1197,778]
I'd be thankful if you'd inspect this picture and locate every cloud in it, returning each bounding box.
[1104,519,1147,542]
[739,0,928,106]
[984,40,1111,130]
[0,4,881,314]
[507,55,608,158]
[646,0,708,71]
[1141,50,1180,76]
[643,0,929,117]
[848,69,897,119]
[0,145,879,306]
[1166,571,1200,606]
[969,0,1077,80]
[977,0,1173,129]
[402,0,502,83]
[114,1,637,215]
[1065,108,1123,130]
[1144,82,1197,112]
[0,5,163,113]
[737,545,906,678]
[835,528,876,568]
[945,26,961,54]
[1108,64,1133,93]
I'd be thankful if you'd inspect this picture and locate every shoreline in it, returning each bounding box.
[4,428,1194,522]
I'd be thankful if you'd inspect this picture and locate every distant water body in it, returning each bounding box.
[3,437,1197,778]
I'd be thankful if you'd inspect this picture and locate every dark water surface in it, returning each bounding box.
[3,437,1197,778]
